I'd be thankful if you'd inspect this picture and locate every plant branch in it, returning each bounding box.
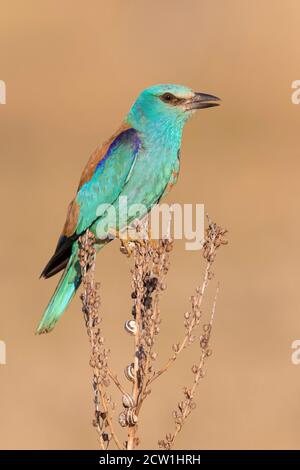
[158,283,220,450]
[79,230,122,450]
[151,220,227,384]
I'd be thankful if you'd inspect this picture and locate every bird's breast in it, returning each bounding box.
[121,140,180,209]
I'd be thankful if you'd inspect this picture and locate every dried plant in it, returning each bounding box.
[78,217,227,450]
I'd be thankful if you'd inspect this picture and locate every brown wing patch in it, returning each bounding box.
[62,199,80,237]
[77,121,132,190]
[62,121,131,238]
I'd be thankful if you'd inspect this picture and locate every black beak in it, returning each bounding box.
[187,92,221,110]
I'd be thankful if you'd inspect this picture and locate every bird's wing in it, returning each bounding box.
[74,124,141,235]
[41,123,141,278]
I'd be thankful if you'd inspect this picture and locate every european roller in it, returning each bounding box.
[38,84,220,334]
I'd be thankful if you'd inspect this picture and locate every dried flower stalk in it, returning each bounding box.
[158,284,219,450]
[79,217,227,450]
[79,230,122,450]
[120,231,173,449]
[151,218,227,384]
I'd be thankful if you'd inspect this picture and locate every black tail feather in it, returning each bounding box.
[41,235,75,279]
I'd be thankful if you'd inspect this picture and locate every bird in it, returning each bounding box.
[37,84,220,334]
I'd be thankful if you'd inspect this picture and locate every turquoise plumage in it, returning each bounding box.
[37,84,220,334]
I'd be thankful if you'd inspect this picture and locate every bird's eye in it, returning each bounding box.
[160,93,177,103]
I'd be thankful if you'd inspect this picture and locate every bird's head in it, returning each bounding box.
[127,84,220,132]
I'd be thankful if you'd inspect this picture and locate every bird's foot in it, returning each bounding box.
[108,224,158,257]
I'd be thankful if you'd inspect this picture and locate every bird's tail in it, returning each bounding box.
[36,241,82,334]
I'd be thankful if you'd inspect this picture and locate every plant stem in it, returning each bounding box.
[150,254,213,384]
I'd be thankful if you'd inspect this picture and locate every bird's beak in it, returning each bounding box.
[185,92,221,110]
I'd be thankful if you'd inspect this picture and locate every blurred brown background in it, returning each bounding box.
[0,0,300,450]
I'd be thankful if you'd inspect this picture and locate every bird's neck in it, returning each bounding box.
[126,114,184,152]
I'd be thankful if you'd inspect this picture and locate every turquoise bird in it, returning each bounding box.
[38,84,220,334]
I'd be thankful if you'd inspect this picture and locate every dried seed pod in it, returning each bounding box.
[203,324,211,332]
[124,319,137,336]
[102,432,111,442]
[166,242,173,252]
[122,393,136,408]
[124,363,135,382]
[118,411,127,427]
